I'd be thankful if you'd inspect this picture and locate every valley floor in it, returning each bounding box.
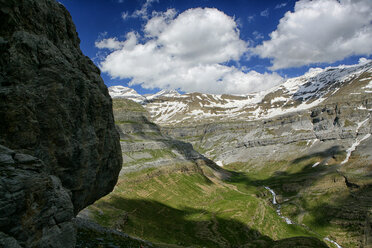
[82,148,372,248]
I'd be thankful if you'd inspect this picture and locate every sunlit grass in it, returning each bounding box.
[89,164,319,247]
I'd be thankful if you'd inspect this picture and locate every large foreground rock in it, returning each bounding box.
[0,0,122,246]
[0,145,75,248]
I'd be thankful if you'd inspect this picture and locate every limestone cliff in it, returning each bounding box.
[0,0,122,247]
[113,98,225,178]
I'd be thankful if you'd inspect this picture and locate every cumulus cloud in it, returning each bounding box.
[255,0,372,70]
[97,8,282,94]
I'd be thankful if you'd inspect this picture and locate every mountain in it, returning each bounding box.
[146,89,181,100]
[107,60,372,248]
[110,61,372,127]
[108,86,183,104]
[151,61,372,125]
[111,98,224,176]
[85,98,330,248]
[108,85,146,103]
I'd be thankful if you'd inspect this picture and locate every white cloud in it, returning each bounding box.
[358,57,371,64]
[275,3,287,9]
[95,38,124,50]
[155,8,247,64]
[260,9,269,17]
[132,0,158,19]
[97,8,283,94]
[255,0,372,70]
[95,32,138,50]
[253,31,264,40]
[120,0,158,20]
[121,11,129,20]
[144,8,177,37]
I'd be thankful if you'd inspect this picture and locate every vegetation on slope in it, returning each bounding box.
[91,98,371,247]
[224,148,372,248]
[88,163,331,248]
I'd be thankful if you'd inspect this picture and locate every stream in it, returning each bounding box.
[264,186,292,224]
[264,186,343,248]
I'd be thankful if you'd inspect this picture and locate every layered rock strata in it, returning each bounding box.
[113,98,224,178]
[0,0,122,246]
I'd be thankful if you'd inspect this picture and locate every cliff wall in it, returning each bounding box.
[0,0,122,246]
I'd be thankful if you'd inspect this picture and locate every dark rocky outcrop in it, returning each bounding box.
[0,0,122,246]
[0,145,75,248]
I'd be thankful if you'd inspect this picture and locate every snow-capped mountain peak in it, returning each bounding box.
[108,86,146,103]
[146,89,181,101]
[109,61,372,126]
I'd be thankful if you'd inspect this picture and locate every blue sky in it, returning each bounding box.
[59,0,372,95]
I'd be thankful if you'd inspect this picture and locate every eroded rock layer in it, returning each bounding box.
[0,0,122,246]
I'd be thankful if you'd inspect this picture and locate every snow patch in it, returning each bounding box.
[312,162,320,167]
[359,77,371,82]
[358,105,367,110]
[363,80,372,89]
[324,237,343,248]
[356,118,369,132]
[216,161,223,167]
[341,133,371,165]
[270,96,287,104]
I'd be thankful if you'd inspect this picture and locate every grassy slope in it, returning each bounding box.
[224,148,372,248]
[93,98,350,247]
[88,163,331,248]
[76,227,152,248]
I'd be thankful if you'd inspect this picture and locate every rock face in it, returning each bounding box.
[0,145,75,248]
[110,61,372,166]
[161,100,371,165]
[113,98,224,178]
[119,62,372,167]
[0,0,122,246]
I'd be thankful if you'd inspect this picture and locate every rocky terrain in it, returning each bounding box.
[108,61,372,247]
[0,0,122,247]
[110,61,372,166]
[112,98,227,179]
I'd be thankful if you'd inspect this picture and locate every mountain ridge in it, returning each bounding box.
[109,60,372,126]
